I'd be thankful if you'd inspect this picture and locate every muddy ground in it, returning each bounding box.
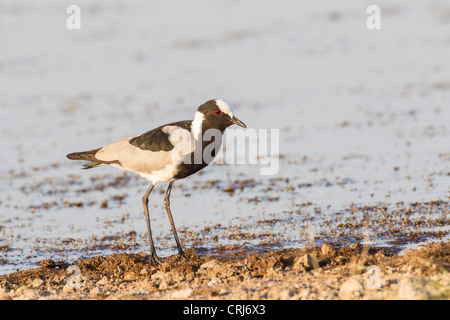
[1,0,449,303]
[1,241,449,300]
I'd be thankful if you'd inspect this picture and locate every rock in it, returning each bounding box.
[207,277,222,287]
[62,285,75,293]
[159,279,171,289]
[17,288,37,300]
[335,256,348,264]
[96,276,109,285]
[171,287,194,299]
[135,280,154,290]
[152,271,167,281]
[279,288,295,300]
[266,267,283,277]
[199,260,222,277]
[124,272,137,281]
[321,243,335,255]
[171,272,186,282]
[301,254,312,268]
[0,286,9,298]
[397,278,428,300]
[292,257,306,271]
[140,268,151,276]
[90,286,103,297]
[31,278,44,288]
[200,260,221,270]
[319,290,336,300]
[339,278,365,299]
[299,288,311,300]
[293,254,316,270]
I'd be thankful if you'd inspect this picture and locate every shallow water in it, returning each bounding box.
[1,0,449,275]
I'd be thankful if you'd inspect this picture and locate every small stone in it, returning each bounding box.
[152,271,167,280]
[0,286,9,297]
[299,288,311,300]
[31,278,44,288]
[266,267,284,278]
[140,268,151,276]
[90,286,104,297]
[171,287,194,299]
[159,279,171,289]
[321,243,335,255]
[62,285,75,293]
[135,280,154,290]
[172,272,186,282]
[100,200,108,209]
[207,277,222,286]
[19,288,37,299]
[293,256,306,271]
[279,289,295,300]
[374,250,385,259]
[397,278,427,300]
[350,243,361,250]
[294,253,313,268]
[336,256,348,264]
[200,260,221,270]
[124,272,137,281]
[339,278,365,299]
[96,276,109,285]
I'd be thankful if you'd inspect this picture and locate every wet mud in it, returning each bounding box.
[1,241,449,300]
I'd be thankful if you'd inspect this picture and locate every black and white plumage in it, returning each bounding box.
[67,99,246,265]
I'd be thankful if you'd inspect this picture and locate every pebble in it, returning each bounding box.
[321,244,335,255]
[124,272,137,281]
[16,288,37,300]
[96,276,109,285]
[171,287,194,299]
[397,278,427,300]
[0,286,10,299]
[140,268,151,276]
[207,277,222,286]
[293,254,313,270]
[279,288,295,300]
[31,278,44,288]
[90,286,104,297]
[339,278,365,299]
[200,260,222,274]
[62,285,75,293]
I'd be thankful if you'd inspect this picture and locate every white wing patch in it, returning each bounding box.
[162,125,192,149]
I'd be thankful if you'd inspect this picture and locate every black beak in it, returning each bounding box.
[231,116,246,128]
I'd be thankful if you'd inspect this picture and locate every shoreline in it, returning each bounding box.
[1,241,448,300]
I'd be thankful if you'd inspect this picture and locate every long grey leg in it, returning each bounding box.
[163,181,185,257]
[142,183,160,266]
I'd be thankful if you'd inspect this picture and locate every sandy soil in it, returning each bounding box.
[1,241,448,300]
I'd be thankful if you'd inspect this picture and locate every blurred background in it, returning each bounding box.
[0,0,449,274]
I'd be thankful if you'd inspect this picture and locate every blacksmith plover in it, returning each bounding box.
[67,99,246,265]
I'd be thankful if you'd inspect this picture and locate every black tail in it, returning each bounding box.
[67,148,100,161]
[67,148,104,169]
[67,148,120,169]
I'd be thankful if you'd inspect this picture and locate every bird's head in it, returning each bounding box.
[195,99,246,131]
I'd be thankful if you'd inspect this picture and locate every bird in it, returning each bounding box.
[66,99,246,266]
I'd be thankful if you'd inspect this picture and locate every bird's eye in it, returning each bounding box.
[214,109,221,115]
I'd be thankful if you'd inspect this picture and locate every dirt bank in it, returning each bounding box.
[1,241,449,300]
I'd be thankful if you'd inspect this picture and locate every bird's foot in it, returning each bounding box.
[178,247,185,258]
[148,251,161,267]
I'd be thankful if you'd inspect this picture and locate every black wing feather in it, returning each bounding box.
[129,120,192,152]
